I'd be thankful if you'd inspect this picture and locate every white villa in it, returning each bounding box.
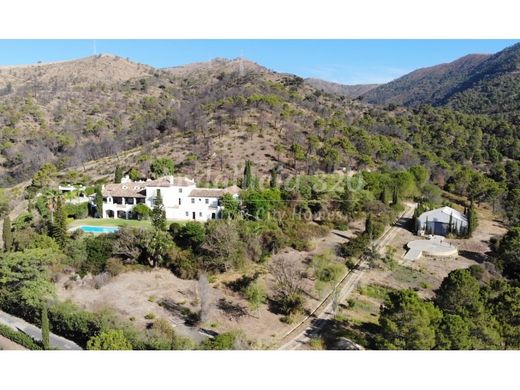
[101,175,240,222]
[417,206,468,236]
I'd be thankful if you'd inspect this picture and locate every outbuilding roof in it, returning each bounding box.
[419,206,467,223]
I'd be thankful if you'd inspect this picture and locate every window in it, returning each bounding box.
[205,198,209,204]
[199,212,202,217]
[185,211,189,217]
[191,198,195,204]
[179,188,182,193]
[178,198,181,205]
[199,198,202,202]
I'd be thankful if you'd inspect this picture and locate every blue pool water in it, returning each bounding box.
[78,225,120,234]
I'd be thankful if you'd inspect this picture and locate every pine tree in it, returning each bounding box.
[243,160,254,189]
[114,166,123,183]
[2,216,13,252]
[41,303,50,350]
[51,197,67,248]
[151,190,167,231]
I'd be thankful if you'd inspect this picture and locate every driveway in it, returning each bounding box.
[0,310,82,350]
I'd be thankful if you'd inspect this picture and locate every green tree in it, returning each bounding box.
[220,193,241,219]
[132,203,151,220]
[379,186,388,205]
[242,160,254,189]
[494,227,520,283]
[435,269,483,317]
[365,213,374,238]
[151,190,167,231]
[0,189,10,217]
[114,166,123,183]
[150,158,175,178]
[172,221,206,251]
[436,314,472,350]
[2,216,13,252]
[86,330,132,350]
[377,289,441,350]
[51,197,67,248]
[466,201,478,237]
[290,143,305,170]
[94,186,103,218]
[486,280,520,349]
[244,280,267,314]
[41,303,50,350]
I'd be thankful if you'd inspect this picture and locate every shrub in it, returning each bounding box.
[81,235,115,275]
[144,313,156,320]
[337,233,370,259]
[105,258,125,276]
[132,203,151,220]
[87,329,132,350]
[62,202,88,219]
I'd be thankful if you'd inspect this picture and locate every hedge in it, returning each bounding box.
[0,323,43,350]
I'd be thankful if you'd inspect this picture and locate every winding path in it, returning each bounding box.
[0,310,82,350]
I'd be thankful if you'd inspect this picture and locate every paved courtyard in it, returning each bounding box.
[404,235,458,261]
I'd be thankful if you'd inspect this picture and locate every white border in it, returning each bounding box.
[0,0,519,38]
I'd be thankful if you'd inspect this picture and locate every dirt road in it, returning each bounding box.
[278,203,416,350]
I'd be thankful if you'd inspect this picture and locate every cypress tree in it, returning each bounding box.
[41,303,50,350]
[243,160,254,189]
[412,208,419,233]
[151,190,167,231]
[114,166,123,183]
[52,197,67,248]
[2,216,13,252]
[448,212,454,234]
[269,168,278,189]
[94,186,103,218]
[392,186,399,206]
[365,213,374,238]
[466,201,478,238]
[379,186,388,205]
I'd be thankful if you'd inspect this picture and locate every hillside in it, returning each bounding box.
[362,54,491,106]
[363,42,520,117]
[304,78,378,98]
[0,54,375,186]
[0,51,519,228]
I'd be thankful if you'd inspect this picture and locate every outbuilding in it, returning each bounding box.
[416,206,468,236]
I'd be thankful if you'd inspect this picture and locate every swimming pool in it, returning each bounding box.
[77,225,120,234]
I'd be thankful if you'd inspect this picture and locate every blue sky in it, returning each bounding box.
[0,40,518,84]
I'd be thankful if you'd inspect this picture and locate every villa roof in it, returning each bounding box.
[188,185,242,198]
[188,188,224,198]
[102,183,146,198]
[145,176,195,187]
[223,185,241,195]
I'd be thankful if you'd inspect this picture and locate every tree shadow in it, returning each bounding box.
[458,250,488,263]
[158,298,200,326]
[216,298,248,320]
